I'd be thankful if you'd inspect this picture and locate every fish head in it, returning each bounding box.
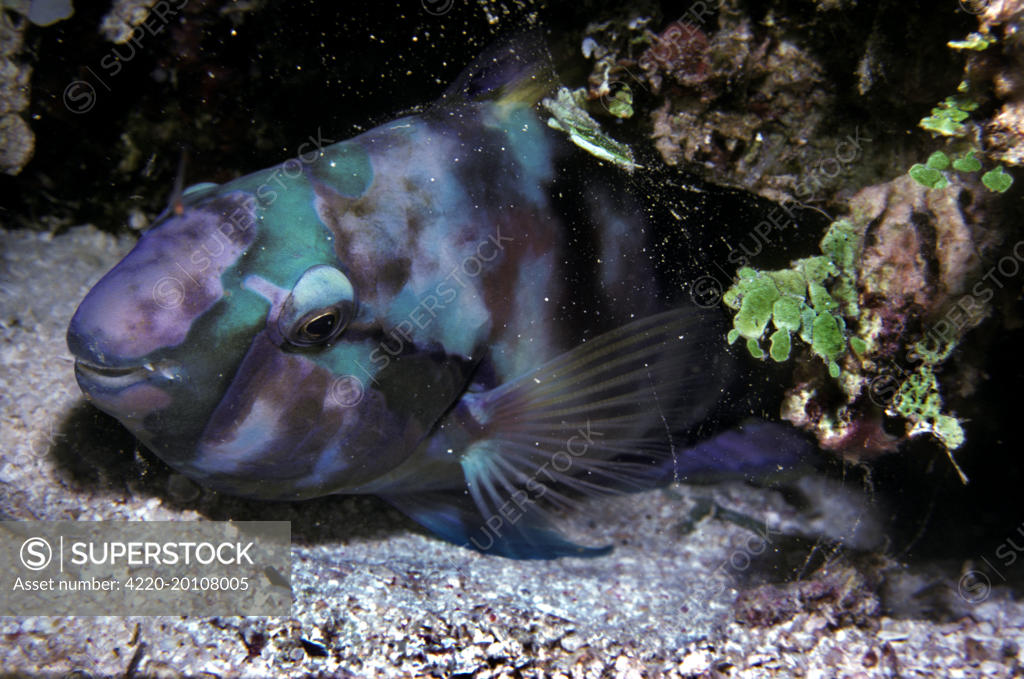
[67,189,264,441]
[68,161,460,500]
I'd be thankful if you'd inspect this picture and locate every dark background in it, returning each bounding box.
[1,0,1021,581]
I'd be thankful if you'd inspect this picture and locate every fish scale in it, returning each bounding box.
[67,37,808,558]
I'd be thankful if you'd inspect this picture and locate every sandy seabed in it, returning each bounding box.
[0,225,1021,678]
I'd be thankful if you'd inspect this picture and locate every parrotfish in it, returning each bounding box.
[67,40,803,557]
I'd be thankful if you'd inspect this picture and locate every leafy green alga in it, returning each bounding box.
[724,219,862,378]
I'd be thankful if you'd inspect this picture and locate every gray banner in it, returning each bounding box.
[1,521,291,615]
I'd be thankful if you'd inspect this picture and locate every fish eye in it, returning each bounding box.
[296,309,343,344]
[275,265,357,348]
[302,311,340,339]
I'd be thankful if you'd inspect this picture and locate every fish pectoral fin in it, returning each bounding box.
[433,309,729,557]
[459,306,730,488]
[381,491,611,559]
[386,309,735,558]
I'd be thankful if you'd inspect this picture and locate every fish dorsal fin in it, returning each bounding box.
[439,31,557,110]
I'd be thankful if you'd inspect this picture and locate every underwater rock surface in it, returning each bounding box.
[0,8,33,175]
[2,225,1023,678]
[2,0,1024,675]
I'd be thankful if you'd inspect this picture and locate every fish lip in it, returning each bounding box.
[74,359,172,391]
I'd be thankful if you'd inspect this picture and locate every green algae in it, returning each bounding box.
[543,87,640,171]
[724,219,862,378]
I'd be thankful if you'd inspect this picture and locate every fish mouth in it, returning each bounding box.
[74,359,177,391]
